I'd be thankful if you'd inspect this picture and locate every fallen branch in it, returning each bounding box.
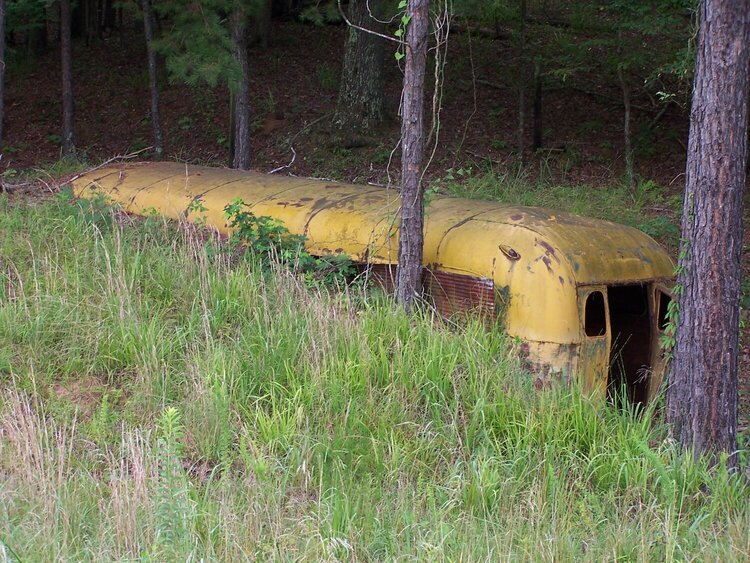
[268,146,297,174]
[66,146,154,187]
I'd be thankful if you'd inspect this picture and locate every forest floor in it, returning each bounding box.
[3,21,689,186]
[1,21,747,431]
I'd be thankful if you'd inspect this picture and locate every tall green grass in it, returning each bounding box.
[0,192,746,561]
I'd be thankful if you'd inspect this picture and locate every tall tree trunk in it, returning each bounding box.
[516,0,526,160]
[101,0,115,34]
[90,0,100,43]
[272,0,300,20]
[82,0,90,45]
[141,0,163,156]
[617,29,635,194]
[0,0,5,149]
[230,7,251,170]
[82,0,97,45]
[61,0,76,156]
[26,5,47,56]
[333,0,385,132]
[396,0,429,312]
[667,0,750,469]
[228,92,235,166]
[531,57,542,151]
[252,0,272,49]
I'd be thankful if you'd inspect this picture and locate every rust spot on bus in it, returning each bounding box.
[537,239,560,263]
[542,255,553,273]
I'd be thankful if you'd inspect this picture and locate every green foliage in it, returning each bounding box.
[659,298,679,361]
[452,0,695,119]
[394,0,410,61]
[660,239,689,360]
[153,407,193,560]
[57,185,116,229]
[185,196,209,226]
[224,198,355,287]
[224,198,309,262]
[150,0,276,90]
[152,0,239,89]
[85,394,118,447]
[299,1,343,26]
[316,63,338,90]
[4,0,48,65]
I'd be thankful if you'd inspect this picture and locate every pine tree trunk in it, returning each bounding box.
[83,0,96,45]
[101,0,115,34]
[231,7,251,170]
[619,71,634,192]
[617,29,635,194]
[272,0,300,20]
[0,0,5,149]
[333,0,385,132]
[26,8,47,56]
[82,0,90,45]
[667,0,750,469]
[396,0,429,312]
[252,0,272,49]
[61,0,76,156]
[532,57,542,151]
[516,0,526,160]
[228,92,236,166]
[89,0,100,43]
[141,0,163,156]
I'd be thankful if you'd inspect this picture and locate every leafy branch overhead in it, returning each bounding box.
[394,0,410,61]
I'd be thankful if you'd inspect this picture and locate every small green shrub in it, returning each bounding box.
[57,186,116,229]
[153,407,193,561]
[223,198,355,288]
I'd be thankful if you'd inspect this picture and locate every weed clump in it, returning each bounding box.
[224,197,356,288]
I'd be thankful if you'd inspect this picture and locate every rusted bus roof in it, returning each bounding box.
[75,162,402,263]
[73,162,674,344]
[421,197,674,286]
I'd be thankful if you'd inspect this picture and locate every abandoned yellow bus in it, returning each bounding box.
[73,162,674,404]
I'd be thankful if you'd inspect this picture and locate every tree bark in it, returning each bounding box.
[617,29,635,194]
[141,0,163,156]
[88,0,100,43]
[667,0,750,469]
[396,0,429,312]
[252,0,272,49]
[532,57,542,151]
[101,0,116,35]
[61,0,76,156]
[272,0,300,20]
[516,0,526,160]
[334,0,386,132]
[228,92,236,166]
[231,6,251,170]
[0,0,5,149]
